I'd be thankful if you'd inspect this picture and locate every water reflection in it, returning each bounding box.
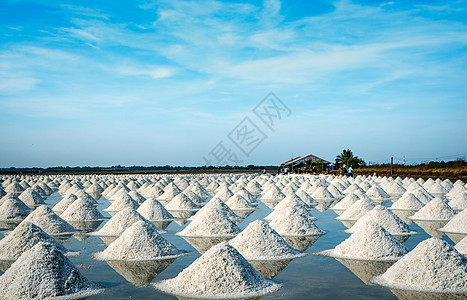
[282,235,322,251]
[182,236,233,254]
[0,221,21,230]
[150,220,173,230]
[413,220,448,239]
[249,259,292,279]
[438,231,467,244]
[107,259,176,287]
[391,210,417,225]
[390,288,467,300]
[232,210,254,219]
[335,259,394,285]
[67,220,104,232]
[314,200,336,212]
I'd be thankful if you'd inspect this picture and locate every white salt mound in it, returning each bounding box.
[390,193,424,211]
[53,193,78,212]
[94,221,184,261]
[439,208,467,234]
[229,220,305,260]
[336,198,376,221]
[455,236,467,255]
[225,194,255,211]
[192,197,241,223]
[331,193,360,211]
[18,188,44,208]
[317,221,408,261]
[261,186,285,200]
[0,221,68,260]
[178,207,240,237]
[0,195,29,221]
[410,197,456,221]
[269,207,325,236]
[23,205,75,235]
[137,198,175,221]
[165,193,199,211]
[92,208,151,236]
[0,243,102,299]
[60,197,105,221]
[372,237,467,292]
[153,242,280,298]
[347,206,412,235]
[104,193,139,211]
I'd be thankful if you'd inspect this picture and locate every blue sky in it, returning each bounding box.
[1,0,466,167]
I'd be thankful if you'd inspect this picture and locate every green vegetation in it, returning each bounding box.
[335,149,365,168]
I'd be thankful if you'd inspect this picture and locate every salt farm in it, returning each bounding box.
[0,173,466,299]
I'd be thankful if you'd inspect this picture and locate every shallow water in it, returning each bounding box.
[0,192,461,300]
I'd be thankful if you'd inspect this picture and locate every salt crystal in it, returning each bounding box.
[23,205,75,235]
[229,220,305,260]
[409,197,456,221]
[316,221,407,261]
[178,206,240,237]
[153,242,280,298]
[269,207,325,236]
[336,198,376,221]
[60,197,105,221]
[0,243,102,299]
[94,221,184,261]
[137,198,175,221]
[372,237,467,292]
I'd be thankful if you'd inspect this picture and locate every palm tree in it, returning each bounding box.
[335,149,361,168]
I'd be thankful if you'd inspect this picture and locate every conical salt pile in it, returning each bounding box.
[137,198,175,221]
[229,220,305,260]
[60,197,104,221]
[104,193,139,212]
[372,237,467,292]
[390,193,424,210]
[449,191,467,211]
[23,205,75,235]
[91,208,150,236]
[331,193,360,211]
[153,242,280,298]
[0,243,103,299]
[336,198,376,221]
[295,189,316,206]
[128,191,146,205]
[265,198,315,222]
[225,194,255,211]
[213,185,234,201]
[409,188,433,204]
[0,221,68,260]
[165,193,199,211]
[94,221,184,261]
[315,221,408,261]
[52,193,78,212]
[192,197,241,223]
[261,186,285,200]
[365,185,390,203]
[0,195,29,221]
[455,236,467,255]
[269,207,325,236]
[311,186,335,202]
[346,206,412,236]
[272,193,309,211]
[409,197,456,221]
[18,187,44,208]
[178,207,240,237]
[439,208,467,234]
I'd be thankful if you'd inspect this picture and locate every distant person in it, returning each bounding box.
[262,168,266,174]
[284,167,289,175]
[348,166,353,178]
[277,168,281,175]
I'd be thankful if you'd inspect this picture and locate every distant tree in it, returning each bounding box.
[335,149,363,168]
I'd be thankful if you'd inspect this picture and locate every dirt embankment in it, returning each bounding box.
[355,167,467,182]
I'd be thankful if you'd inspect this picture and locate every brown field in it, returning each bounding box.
[354,166,467,182]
